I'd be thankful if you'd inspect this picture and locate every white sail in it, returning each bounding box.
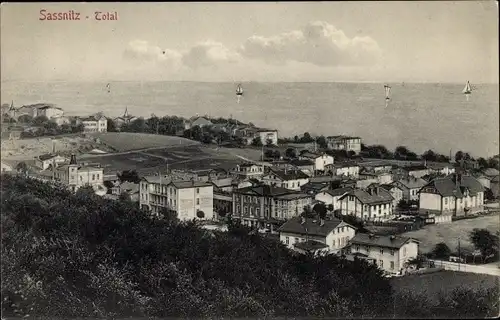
[384,85,391,100]
[236,84,243,95]
[463,81,472,94]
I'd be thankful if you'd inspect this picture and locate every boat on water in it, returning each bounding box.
[236,84,243,96]
[463,81,472,94]
[384,84,391,101]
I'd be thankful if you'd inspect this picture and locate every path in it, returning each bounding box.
[430,259,500,277]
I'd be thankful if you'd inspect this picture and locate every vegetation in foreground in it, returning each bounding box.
[1,175,498,318]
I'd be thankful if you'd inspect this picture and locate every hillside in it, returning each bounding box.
[1,175,498,318]
[90,132,200,152]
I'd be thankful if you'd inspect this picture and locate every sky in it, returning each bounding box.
[1,2,498,83]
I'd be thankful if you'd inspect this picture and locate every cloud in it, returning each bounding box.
[181,40,241,69]
[239,21,382,66]
[124,40,182,64]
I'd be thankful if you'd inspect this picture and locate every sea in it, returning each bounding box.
[1,81,498,157]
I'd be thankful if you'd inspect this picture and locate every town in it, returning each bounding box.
[2,101,499,282]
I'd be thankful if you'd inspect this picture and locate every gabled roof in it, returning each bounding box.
[324,187,354,197]
[300,182,330,194]
[349,233,417,250]
[420,174,484,197]
[290,159,315,167]
[393,177,428,189]
[403,165,428,172]
[339,188,393,205]
[268,168,309,181]
[300,151,325,159]
[235,185,296,197]
[37,153,65,161]
[482,168,499,177]
[170,180,213,189]
[279,217,354,237]
[380,183,404,192]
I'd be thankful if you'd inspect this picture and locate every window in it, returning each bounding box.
[390,261,395,270]
[196,198,200,205]
[295,237,299,243]
[341,227,345,232]
[403,247,407,256]
[236,205,240,213]
[390,250,395,256]
[349,195,354,201]
[250,208,254,215]
[444,198,448,205]
[97,174,100,180]
[380,249,384,254]
[244,208,248,214]
[366,246,370,252]
[285,237,289,245]
[332,239,336,247]
[196,188,200,194]
[355,245,360,251]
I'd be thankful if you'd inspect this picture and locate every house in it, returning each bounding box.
[139,176,214,221]
[184,116,214,130]
[380,184,404,209]
[14,103,63,119]
[234,126,279,146]
[286,142,318,154]
[279,216,357,254]
[315,187,354,211]
[427,163,456,176]
[392,177,428,202]
[53,154,105,194]
[475,168,499,190]
[34,153,68,170]
[418,173,485,218]
[346,233,419,274]
[360,162,394,173]
[359,169,393,185]
[233,162,266,178]
[324,162,360,178]
[300,181,331,196]
[298,151,334,172]
[289,159,315,176]
[262,168,310,191]
[232,185,312,228]
[114,108,138,128]
[326,136,362,154]
[401,165,431,179]
[82,115,108,133]
[53,116,71,126]
[338,184,394,221]
[111,181,140,202]
[36,105,64,119]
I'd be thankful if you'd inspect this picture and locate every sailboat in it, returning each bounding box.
[236,84,243,103]
[462,81,472,95]
[106,83,111,93]
[384,84,391,101]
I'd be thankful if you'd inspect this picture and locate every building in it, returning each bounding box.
[139,176,214,221]
[1,160,15,173]
[324,162,360,178]
[418,174,485,218]
[262,168,310,191]
[36,105,64,119]
[235,126,279,146]
[184,116,213,130]
[338,184,394,221]
[298,151,334,172]
[300,181,331,196]
[346,233,419,274]
[232,185,313,228]
[13,103,63,119]
[53,116,71,126]
[401,165,431,179]
[111,181,140,202]
[392,177,428,202]
[475,168,499,191]
[233,163,266,179]
[359,169,393,185]
[427,163,456,176]
[34,153,68,170]
[82,115,108,133]
[53,154,105,194]
[289,159,315,176]
[315,187,353,211]
[279,216,357,254]
[326,136,362,154]
[114,108,138,128]
[380,184,404,209]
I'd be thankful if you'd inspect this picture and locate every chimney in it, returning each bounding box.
[69,154,77,165]
[390,235,396,241]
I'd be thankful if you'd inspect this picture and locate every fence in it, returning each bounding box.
[430,259,500,276]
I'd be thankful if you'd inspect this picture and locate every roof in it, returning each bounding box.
[339,188,393,205]
[275,193,312,200]
[37,105,63,110]
[290,159,315,167]
[171,180,213,189]
[324,187,354,197]
[394,177,428,189]
[269,168,310,181]
[37,153,65,161]
[403,165,428,171]
[279,217,352,237]
[82,115,106,122]
[349,233,417,249]
[191,117,213,126]
[300,182,330,194]
[420,174,485,197]
[142,175,171,184]
[482,168,499,177]
[256,128,277,133]
[294,240,329,251]
[326,135,361,141]
[300,151,324,159]
[235,185,297,197]
[380,184,403,192]
[115,182,139,193]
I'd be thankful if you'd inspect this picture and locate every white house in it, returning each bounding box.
[338,184,394,221]
[262,168,310,191]
[82,115,108,133]
[37,105,64,119]
[346,233,419,274]
[139,176,214,221]
[299,151,334,172]
[184,116,213,130]
[52,154,105,194]
[380,184,404,209]
[279,216,357,255]
[392,177,428,202]
[418,174,485,218]
[315,187,353,211]
[34,153,68,170]
[325,162,360,178]
[326,136,362,154]
[233,163,266,179]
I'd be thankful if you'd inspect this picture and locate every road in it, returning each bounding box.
[430,259,500,276]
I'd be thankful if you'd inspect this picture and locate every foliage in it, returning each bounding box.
[251,136,263,147]
[119,191,132,202]
[469,228,499,261]
[16,162,28,174]
[1,174,495,319]
[431,242,451,259]
[285,148,297,159]
[117,170,140,184]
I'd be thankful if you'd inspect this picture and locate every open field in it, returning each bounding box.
[401,215,499,253]
[90,132,199,152]
[82,145,245,175]
[391,270,499,302]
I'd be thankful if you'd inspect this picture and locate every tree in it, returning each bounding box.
[31,115,49,126]
[118,170,140,183]
[266,139,274,146]
[17,114,33,123]
[119,191,131,202]
[285,148,297,159]
[15,162,28,175]
[300,132,314,143]
[455,151,464,162]
[251,136,263,147]
[488,158,499,169]
[264,149,275,159]
[159,207,179,223]
[316,136,328,149]
[469,229,499,261]
[107,119,118,132]
[312,203,327,219]
[422,150,437,162]
[196,210,205,219]
[432,242,451,259]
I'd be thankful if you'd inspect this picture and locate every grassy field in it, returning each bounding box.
[391,270,499,302]
[92,132,199,152]
[401,215,499,253]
